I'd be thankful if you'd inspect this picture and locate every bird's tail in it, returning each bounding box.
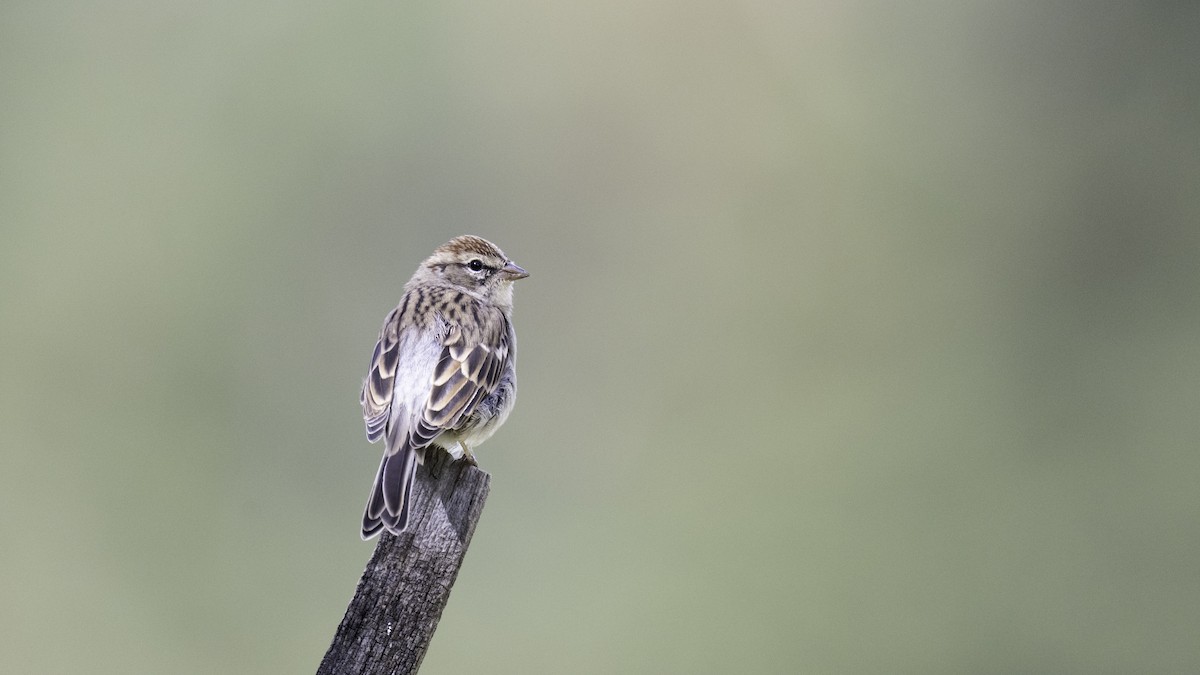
[361,443,418,539]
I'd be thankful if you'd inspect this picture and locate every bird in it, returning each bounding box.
[359,235,528,539]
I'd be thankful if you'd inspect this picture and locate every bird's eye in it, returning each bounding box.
[467,259,484,272]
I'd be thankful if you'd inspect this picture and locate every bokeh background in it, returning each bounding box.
[3,3,1199,673]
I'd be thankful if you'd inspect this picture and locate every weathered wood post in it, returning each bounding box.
[317,456,490,675]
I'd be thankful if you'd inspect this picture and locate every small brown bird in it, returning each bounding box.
[359,235,528,538]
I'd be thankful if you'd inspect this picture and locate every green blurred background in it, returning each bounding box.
[3,2,1199,673]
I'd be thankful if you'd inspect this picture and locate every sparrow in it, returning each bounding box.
[359,235,528,539]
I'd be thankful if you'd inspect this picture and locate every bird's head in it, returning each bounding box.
[420,235,528,308]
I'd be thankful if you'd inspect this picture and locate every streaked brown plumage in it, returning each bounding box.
[360,235,527,538]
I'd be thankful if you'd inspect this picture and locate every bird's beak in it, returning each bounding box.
[500,261,529,280]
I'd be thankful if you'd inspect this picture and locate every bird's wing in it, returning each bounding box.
[411,313,511,447]
[360,306,401,443]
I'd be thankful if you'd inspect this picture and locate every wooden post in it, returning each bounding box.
[317,456,490,675]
